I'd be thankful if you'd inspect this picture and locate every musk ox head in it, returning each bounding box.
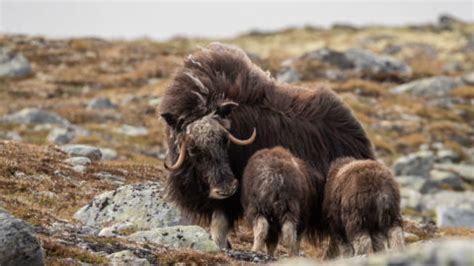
[162,101,256,199]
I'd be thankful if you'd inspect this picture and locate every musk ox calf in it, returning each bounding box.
[242,146,323,256]
[323,157,404,257]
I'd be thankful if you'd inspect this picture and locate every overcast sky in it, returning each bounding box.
[1,1,473,40]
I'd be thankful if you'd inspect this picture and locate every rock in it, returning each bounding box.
[115,125,149,137]
[73,182,185,230]
[94,171,125,185]
[99,148,118,160]
[315,238,474,266]
[87,97,117,110]
[107,250,150,266]
[61,144,102,161]
[390,76,462,97]
[276,67,301,83]
[433,163,474,183]
[435,149,461,163]
[462,71,474,85]
[396,175,428,193]
[1,108,70,126]
[344,48,412,79]
[404,232,420,242]
[128,225,219,253]
[64,156,92,167]
[47,127,76,144]
[393,150,434,178]
[436,207,474,228]
[0,47,32,77]
[147,97,161,107]
[99,222,137,237]
[0,131,22,142]
[0,208,44,266]
[430,169,465,191]
[420,191,474,211]
[72,165,87,174]
[400,188,423,210]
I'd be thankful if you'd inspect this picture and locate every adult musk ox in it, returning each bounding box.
[323,157,404,257]
[242,146,324,256]
[159,43,374,248]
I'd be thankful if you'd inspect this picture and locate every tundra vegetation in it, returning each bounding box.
[0,15,473,264]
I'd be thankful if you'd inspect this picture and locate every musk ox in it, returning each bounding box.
[242,146,324,256]
[323,157,404,257]
[160,43,375,248]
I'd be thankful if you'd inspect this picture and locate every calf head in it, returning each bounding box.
[162,102,256,199]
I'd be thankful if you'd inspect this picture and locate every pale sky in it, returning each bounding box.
[1,1,473,40]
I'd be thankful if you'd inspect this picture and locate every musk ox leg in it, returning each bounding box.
[387,226,405,251]
[252,216,269,253]
[350,231,373,256]
[371,232,389,252]
[282,221,299,256]
[266,230,279,256]
[325,236,341,259]
[210,210,230,249]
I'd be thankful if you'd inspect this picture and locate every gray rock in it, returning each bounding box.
[393,150,434,178]
[430,169,465,191]
[420,191,474,211]
[107,250,150,266]
[47,127,76,144]
[400,188,423,210]
[390,76,462,97]
[61,144,102,161]
[312,238,474,266]
[462,71,474,85]
[72,165,86,174]
[99,222,137,237]
[115,124,149,137]
[435,149,461,163]
[99,148,118,160]
[73,182,185,230]
[147,97,162,107]
[0,208,44,266]
[64,156,92,167]
[0,131,22,142]
[345,48,412,79]
[1,108,70,126]
[276,67,301,83]
[87,97,117,110]
[94,171,125,185]
[396,175,427,192]
[433,163,474,182]
[128,225,219,252]
[0,47,32,77]
[436,207,474,228]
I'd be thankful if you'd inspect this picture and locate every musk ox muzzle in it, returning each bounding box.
[209,178,239,199]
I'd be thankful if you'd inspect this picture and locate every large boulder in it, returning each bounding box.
[0,208,44,266]
[0,47,32,77]
[127,225,219,253]
[393,150,434,178]
[73,182,185,230]
[1,108,70,126]
[436,207,474,228]
[390,76,462,97]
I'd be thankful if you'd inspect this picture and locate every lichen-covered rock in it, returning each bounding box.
[436,207,474,228]
[1,108,70,126]
[107,250,150,266]
[87,97,117,110]
[0,47,32,77]
[0,208,44,266]
[127,225,219,253]
[61,144,102,161]
[390,76,462,97]
[73,182,185,230]
[393,150,434,178]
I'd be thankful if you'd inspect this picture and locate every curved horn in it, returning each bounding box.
[164,139,187,170]
[226,127,256,146]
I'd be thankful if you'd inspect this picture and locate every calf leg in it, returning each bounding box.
[266,231,279,256]
[211,210,230,249]
[252,216,269,253]
[349,231,373,256]
[282,221,299,256]
[371,232,388,252]
[387,226,405,251]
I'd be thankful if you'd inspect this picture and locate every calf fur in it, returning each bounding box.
[323,157,404,257]
[242,146,322,256]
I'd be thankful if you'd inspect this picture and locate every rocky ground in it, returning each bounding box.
[0,15,473,265]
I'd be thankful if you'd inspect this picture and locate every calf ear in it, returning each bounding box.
[161,113,177,128]
[216,101,238,118]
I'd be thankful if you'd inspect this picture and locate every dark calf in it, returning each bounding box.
[242,146,319,256]
[323,157,405,257]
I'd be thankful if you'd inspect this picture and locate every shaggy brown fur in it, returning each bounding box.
[160,43,374,247]
[323,157,404,258]
[241,146,324,256]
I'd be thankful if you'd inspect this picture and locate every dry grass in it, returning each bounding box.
[452,86,474,99]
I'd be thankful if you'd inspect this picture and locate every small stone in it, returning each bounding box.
[107,250,150,266]
[87,97,117,110]
[436,207,474,228]
[64,157,92,167]
[115,125,149,137]
[100,148,118,160]
[430,169,465,191]
[436,149,460,163]
[400,188,423,210]
[462,71,474,85]
[393,150,434,178]
[47,127,76,145]
[61,144,102,161]
[276,67,301,83]
[433,163,474,182]
[148,97,162,106]
[4,131,22,142]
[404,232,420,242]
[1,108,70,126]
[0,47,32,77]
[98,222,136,237]
[72,165,86,174]
[390,76,462,97]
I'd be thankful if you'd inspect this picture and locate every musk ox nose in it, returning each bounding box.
[209,179,238,199]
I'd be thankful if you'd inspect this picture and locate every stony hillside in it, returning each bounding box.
[0,15,473,265]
